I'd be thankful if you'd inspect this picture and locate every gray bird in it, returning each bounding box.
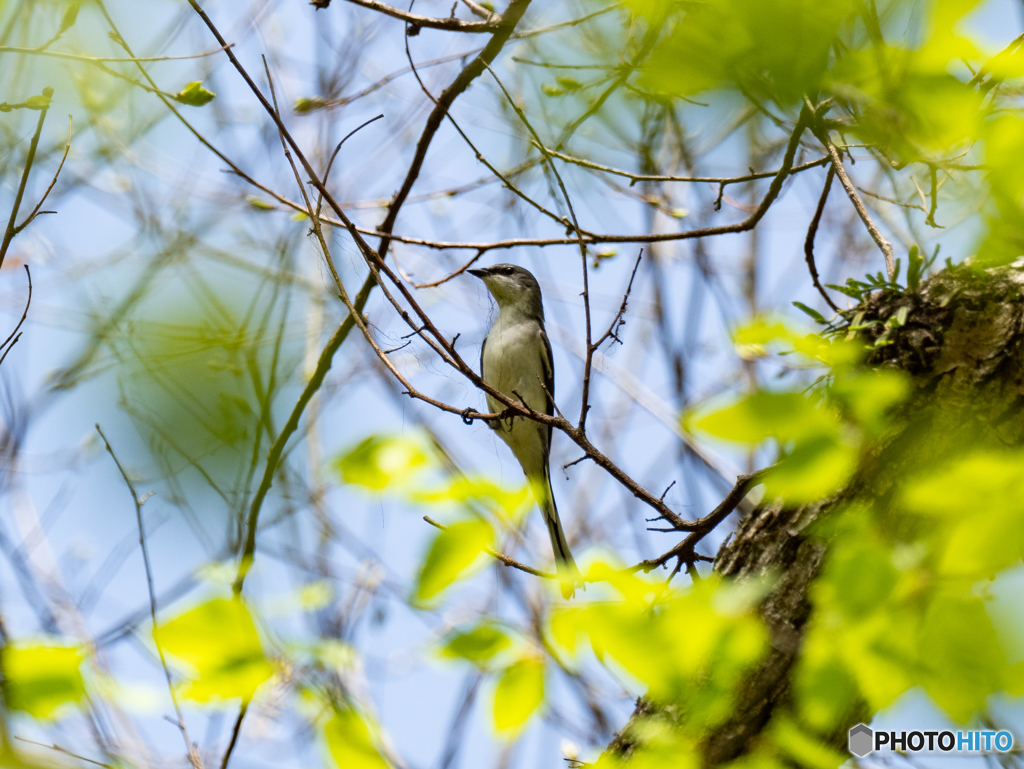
[468,264,580,599]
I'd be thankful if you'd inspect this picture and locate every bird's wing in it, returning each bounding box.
[480,333,500,431]
[539,323,555,453]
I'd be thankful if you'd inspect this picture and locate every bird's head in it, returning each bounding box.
[467,263,542,312]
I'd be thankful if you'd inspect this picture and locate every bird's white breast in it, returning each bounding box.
[481,312,549,477]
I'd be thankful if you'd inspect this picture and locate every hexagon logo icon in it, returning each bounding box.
[849,723,874,757]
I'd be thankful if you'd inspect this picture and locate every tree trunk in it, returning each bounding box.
[606,261,1024,765]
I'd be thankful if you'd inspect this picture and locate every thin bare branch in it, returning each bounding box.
[0,42,235,63]
[804,166,841,313]
[341,0,499,32]
[14,115,72,236]
[95,425,204,769]
[0,93,49,271]
[807,102,895,279]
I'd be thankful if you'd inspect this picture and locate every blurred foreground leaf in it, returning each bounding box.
[1,642,85,719]
[492,656,545,735]
[335,434,431,491]
[154,597,273,702]
[324,708,391,769]
[439,623,512,666]
[415,519,494,603]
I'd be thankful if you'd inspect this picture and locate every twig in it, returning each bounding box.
[968,31,1024,86]
[0,265,32,357]
[13,115,72,236]
[593,250,643,348]
[857,186,926,212]
[341,0,500,32]
[219,700,248,769]
[803,167,840,312]
[422,516,555,579]
[95,425,204,769]
[634,469,766,573]
[925,164,942,228]
[807,99,895,279]
[542,144,829,187]
[512,3,621,39]
[299,49,484,112]
[13,737,115,769]
[658,480,675,503]
[0,91,50,272]
[0,42,235,63]
[403,36,574,233]
[313,114,384,221]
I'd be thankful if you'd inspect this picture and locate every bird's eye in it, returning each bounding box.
[503,267,514,275]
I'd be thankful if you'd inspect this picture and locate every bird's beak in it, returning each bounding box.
[467,268,487,279]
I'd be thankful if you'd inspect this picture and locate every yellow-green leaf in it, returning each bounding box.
[153,598,273,702]
[439,623,511,665]
[246,195,277,211]
[492,656,545,734]
[762,433,858,504]
[919,595,1004,721]
[58,2,80,34]
[174,81,216,107]
[770,718,846,769]
[415,519,494,602]
[1,643,85,719]
[324,708,390,769]
[335,434,431,491]
[412,476,531,521]
[693,390,837,445]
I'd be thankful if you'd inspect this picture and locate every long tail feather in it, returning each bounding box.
[537,470,580,599]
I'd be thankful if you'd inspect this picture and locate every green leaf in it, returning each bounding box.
[411,475,531,521]
[246,195,277,211]
[632,0,853,104]
[492,656,545,734]
[58,2,80,34]
[324,708,391,769]
[919,595,1004,721]
[541,83,565,97]
[907,245,924,289]
[23,88,54,110]
[334,434,431,491]
[793,646,860,731]
[829,369,909,437]
[555,76,582,91]
[153,597,273,702]
[765,430,860,501]
[294,97,327,114]
[770,718,846,769]
[791,302,826,324]
[414,518,494,602]
[174,81,216,107]
[439,623,512,665]
[822,544,897,620]
[1,642,86,719]
[693,390,838,445]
